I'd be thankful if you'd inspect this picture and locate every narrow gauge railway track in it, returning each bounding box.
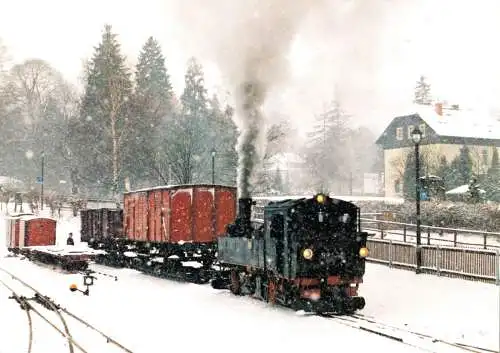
[0,266,134,353]
[321,312,495,353]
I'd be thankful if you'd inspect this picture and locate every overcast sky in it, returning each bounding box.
[2,0,500,136]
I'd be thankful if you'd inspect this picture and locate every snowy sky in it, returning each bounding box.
[2,0,500,135]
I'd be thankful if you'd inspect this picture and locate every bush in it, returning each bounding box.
[355,200,500,232]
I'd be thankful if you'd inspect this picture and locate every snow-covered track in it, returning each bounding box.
[0,266,133,353]
[325,313,494,353]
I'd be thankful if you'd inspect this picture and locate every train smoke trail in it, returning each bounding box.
[173,0,327,197]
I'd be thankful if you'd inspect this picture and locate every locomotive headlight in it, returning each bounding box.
[316,194,325,203]
[359,247,369,258]
[302,248,314,260]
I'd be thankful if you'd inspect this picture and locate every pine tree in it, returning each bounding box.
[206,95,238,185]
[163,57,209,184]
[436,155,454,190]
[449,145,473,188]
[486,148,500,201]
[305,100,350,192]
[402,149,426,200]
[126,36,174,187]
[72,25,132,198]
[413,75,432,105]
[468,175,481,203]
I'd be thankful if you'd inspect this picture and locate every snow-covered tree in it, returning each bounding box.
[72,24,133,198]
[413,75,432,105]
[125,36,174,188]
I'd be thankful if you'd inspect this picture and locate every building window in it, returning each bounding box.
[396,127,403,141]
[408,125,414,139]
[419,123,426,137]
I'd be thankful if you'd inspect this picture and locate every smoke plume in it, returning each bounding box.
[173,0,327,197]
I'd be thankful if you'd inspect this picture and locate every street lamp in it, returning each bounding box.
[411,127,423,274]
[41,150,45,211]
[210,148,216,185]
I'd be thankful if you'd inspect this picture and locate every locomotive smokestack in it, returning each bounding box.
[238,198,253,229]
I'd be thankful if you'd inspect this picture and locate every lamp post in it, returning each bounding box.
[411,127,423,274]
[211,148,216,184]
[41,150,45,211]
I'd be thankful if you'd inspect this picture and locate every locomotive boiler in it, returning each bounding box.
[212,193,369,314]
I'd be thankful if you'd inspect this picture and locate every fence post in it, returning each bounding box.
[436,245,441,276]
[403,225,406,243]
[389,240,393,268]
[483,233,487,250]
[453,231,457,247]
[496,250,500,286]
[427,227,431,245]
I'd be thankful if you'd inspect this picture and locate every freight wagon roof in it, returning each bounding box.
[18,215,57,222]
[5,214,56,221]
[125,183,237,194]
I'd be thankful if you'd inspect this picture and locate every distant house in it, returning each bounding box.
[0,176,24,190]
[376,103,500,198]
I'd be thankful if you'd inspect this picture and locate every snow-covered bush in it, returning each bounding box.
[355,200,500,231]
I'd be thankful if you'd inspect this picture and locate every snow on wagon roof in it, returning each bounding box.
[400,104,500,140]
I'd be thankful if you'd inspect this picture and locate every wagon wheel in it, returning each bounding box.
[267,278,277,305]
[230,270,241,295]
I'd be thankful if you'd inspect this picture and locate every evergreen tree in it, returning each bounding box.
[72,25,132,198]
[163,57,209,184]
[206,96,238,185]
[449,145,473,188]
[402,149,426,200]
[436,155,454,190]
[485,148,500,201]
[467,175,481,203]
[305,100,350,192]
[413,75,432,105]
[126,36,174,188]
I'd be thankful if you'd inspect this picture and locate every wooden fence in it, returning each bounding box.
[366,238,500,285]
[361,218,500,250]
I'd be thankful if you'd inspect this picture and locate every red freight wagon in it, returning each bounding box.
[5,215,56,249]
[123,184,237,244]
[118,184,237,282]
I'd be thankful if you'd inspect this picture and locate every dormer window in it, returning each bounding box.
[396,127,403,140]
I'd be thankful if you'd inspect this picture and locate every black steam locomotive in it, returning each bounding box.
[212,193,369,314]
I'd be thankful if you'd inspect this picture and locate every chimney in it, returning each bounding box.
[434,102,443,116]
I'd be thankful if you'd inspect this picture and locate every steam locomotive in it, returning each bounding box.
[212,193,369,314]
[79,185,369,314]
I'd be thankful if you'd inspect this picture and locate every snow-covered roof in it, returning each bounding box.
[445,184,486,195]
[401,104,500,140]
[0,176,23,186]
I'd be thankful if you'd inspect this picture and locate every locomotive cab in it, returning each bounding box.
[263,193,368,313]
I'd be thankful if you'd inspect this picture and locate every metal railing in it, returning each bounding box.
[361,218,500,250]
[366,238,500,285]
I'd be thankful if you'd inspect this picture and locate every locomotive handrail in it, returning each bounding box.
[360,217,500,236]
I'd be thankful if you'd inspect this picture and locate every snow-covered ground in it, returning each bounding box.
[0,206,498,353]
